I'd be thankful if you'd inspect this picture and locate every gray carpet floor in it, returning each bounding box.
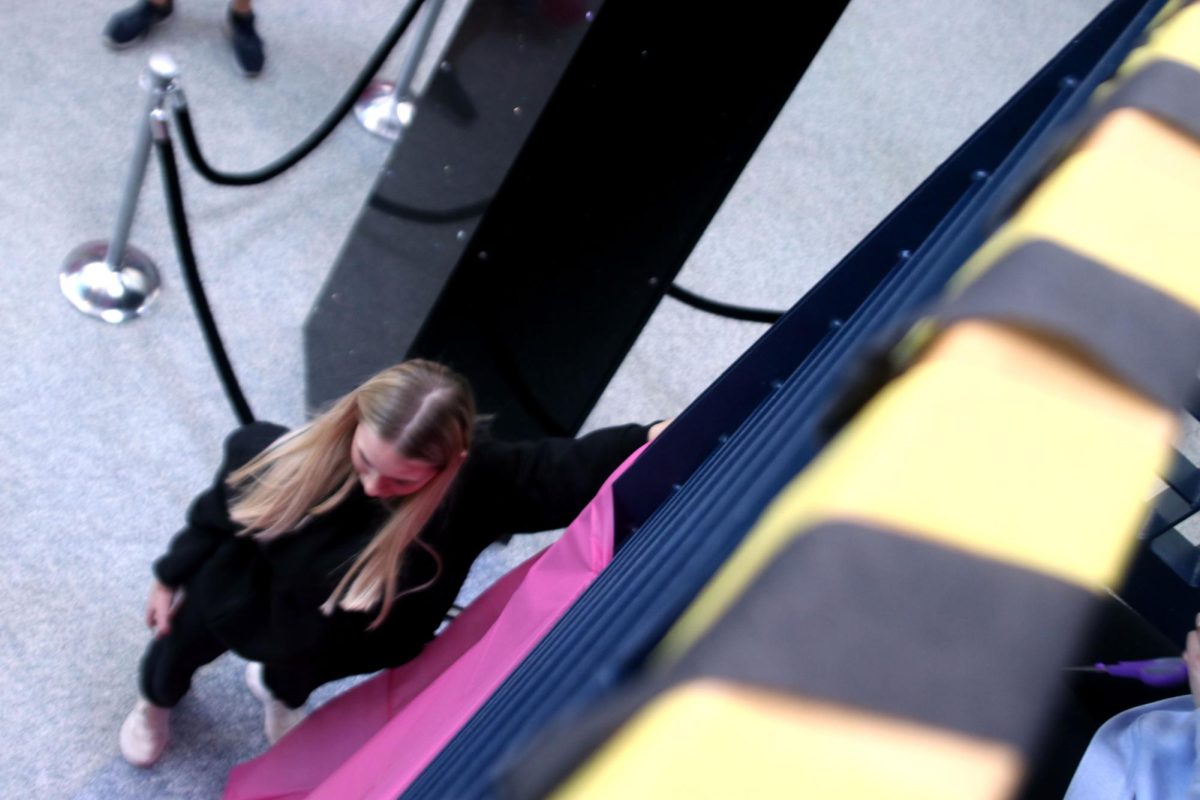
[0,0,1106,797]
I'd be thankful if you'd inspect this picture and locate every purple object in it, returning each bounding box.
[1095,657,1189,687]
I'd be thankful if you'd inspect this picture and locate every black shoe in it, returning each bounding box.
[227,7,265,77]
[102,0,173,49]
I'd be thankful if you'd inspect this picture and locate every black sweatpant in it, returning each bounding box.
[138,590,339,710]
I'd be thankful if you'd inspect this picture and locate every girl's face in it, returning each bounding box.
[351,424,440,498]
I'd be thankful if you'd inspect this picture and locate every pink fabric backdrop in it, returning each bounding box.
[223,445,645,800]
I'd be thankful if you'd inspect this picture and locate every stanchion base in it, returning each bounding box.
[354,80,415,141]
[60,241,160,324]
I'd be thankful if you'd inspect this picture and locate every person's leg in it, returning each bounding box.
[226,0,265,77]
[138,593,228,707]
[259,660,334,709]
[120,593,227,766]
[102,0,174,49]
[245,660,317,744]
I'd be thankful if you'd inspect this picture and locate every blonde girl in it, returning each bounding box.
[120,359,658,767]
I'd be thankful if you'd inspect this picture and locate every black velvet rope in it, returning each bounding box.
[175,0,428,186]
[367,193,493,224]
[155,134,256,425]
[665,283,784,324]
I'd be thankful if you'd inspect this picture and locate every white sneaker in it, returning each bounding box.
[245,661,308,744]
[119,697,170,767]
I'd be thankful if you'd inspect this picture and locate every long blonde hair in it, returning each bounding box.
[227,359,476,628]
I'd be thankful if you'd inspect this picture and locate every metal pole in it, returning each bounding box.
[106,61,172,267]
[355,0,447,141]
[60,54,178,323]
[391,0,446,104]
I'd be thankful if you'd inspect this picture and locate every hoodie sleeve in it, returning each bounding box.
[467,423,650,540]
[152,422,288,588]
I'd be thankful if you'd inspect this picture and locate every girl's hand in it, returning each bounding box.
[146,580,182,638]
[1186,612,1200,707]
[647,418,673,442]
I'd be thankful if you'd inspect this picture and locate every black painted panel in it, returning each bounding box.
[304,0,602,415]
[306,0,848,437]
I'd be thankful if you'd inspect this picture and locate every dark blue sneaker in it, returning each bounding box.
[102,0,173,49]
[227,7,265,77]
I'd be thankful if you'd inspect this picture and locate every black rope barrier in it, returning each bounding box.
[665,283,784,324]
[367,193,493,224]
[175,0,428,186]
[155,132,256,425]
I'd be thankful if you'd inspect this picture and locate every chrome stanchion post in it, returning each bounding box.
[60,53,179,323]
[355,0,446,141]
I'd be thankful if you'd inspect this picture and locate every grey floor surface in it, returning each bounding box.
[0,0,1107,797]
